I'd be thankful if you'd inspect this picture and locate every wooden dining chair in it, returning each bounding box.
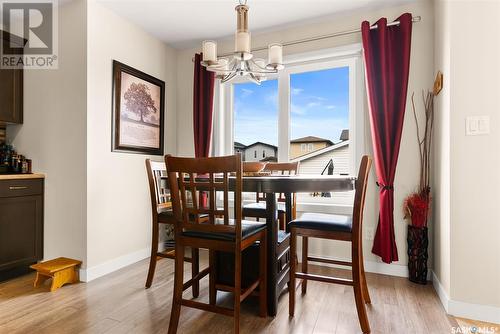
[243,162,299,230]
[165,154,267,334]
[288,155,372,334]
[144,159,199,296]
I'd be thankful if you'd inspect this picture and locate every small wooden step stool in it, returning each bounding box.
[30,257,82,292]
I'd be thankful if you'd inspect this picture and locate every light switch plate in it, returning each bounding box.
[466,116,490,136]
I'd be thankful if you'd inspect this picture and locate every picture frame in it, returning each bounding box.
[112,60,165,155]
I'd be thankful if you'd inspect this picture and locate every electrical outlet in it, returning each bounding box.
[366,227,375,241]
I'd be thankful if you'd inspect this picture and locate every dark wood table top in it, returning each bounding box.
[162,174,356,193]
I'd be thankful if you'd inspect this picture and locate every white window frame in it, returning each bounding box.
[218,44,365,212]
[277,44,365,175]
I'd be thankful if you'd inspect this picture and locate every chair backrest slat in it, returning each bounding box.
[264,162,300,175]
[145,159,171,216]
[223,172,230,225]
[166,154,243,237]
[351,156,372,241]
[255,162,300,203]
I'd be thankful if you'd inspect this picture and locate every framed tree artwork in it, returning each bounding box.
[112,60,165,155]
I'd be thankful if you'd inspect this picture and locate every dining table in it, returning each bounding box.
[162,174,356,316]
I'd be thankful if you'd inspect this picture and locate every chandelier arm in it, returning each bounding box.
[247,59,277,74]
[221,71,238,84]
[210,58,235,69]
[215,59,239,78]
[205,67,220,73]
[243,61,262,85]
[248,72,262,85]
[247,68,277,75]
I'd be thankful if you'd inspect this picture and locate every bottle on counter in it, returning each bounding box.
[26,159,32,173]
[0,145,32,174]
[21,156,28,174]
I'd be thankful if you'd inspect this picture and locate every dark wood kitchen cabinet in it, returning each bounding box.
[0,176,44,280]
[0,30,24,124]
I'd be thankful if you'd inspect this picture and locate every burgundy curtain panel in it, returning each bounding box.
[193,53,215,158]
[361,13,412,263]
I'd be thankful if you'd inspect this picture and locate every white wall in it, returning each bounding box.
[85,0,177,273]
[433,0,500,322]
[176,1,435,271]
[449,1,500,310]
[7,0,87,264]
[432,0,451,300]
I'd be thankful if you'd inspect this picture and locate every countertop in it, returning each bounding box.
[0,173,45,180]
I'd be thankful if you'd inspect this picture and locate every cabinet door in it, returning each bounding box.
[0,195,43,270]
[0,37,23,123]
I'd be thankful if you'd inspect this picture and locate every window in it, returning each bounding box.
[233,79,279,162]
[221,45,364,209]
[289,65,352,206]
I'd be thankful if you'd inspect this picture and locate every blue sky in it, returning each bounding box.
[233,66,350,146]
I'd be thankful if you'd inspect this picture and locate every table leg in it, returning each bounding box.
[285,193,292,232]
[265,192,278,316]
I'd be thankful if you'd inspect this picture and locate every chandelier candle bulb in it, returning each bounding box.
[202,40,217,63]
[268,43,283,66]
[235,31,251,53]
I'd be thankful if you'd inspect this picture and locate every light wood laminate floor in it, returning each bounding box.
[0,255,478,334]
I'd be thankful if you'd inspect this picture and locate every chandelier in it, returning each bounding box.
[200,0,284,85]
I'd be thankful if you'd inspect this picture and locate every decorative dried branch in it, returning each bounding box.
[411,93,423,187]
[411,90,435,195]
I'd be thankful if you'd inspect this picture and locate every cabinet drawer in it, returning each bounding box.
[0,179,43,197]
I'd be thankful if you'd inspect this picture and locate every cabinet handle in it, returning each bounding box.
[9,186,28,190]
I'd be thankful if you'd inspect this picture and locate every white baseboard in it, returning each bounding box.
[431,270,450,313]
[363,259,409,278]
[304,253,429,279]
[431,270,500,325]
[449,300,500,325]
[79,242,164,282]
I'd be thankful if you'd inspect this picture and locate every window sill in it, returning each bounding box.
[227,199,353,215]
[296,202,353,215]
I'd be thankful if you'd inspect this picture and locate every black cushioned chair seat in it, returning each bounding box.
[243,201,286,212]
[289,213,352,233]
[182,219,266,241]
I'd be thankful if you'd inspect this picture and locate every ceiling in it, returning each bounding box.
[98,0,414,49]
